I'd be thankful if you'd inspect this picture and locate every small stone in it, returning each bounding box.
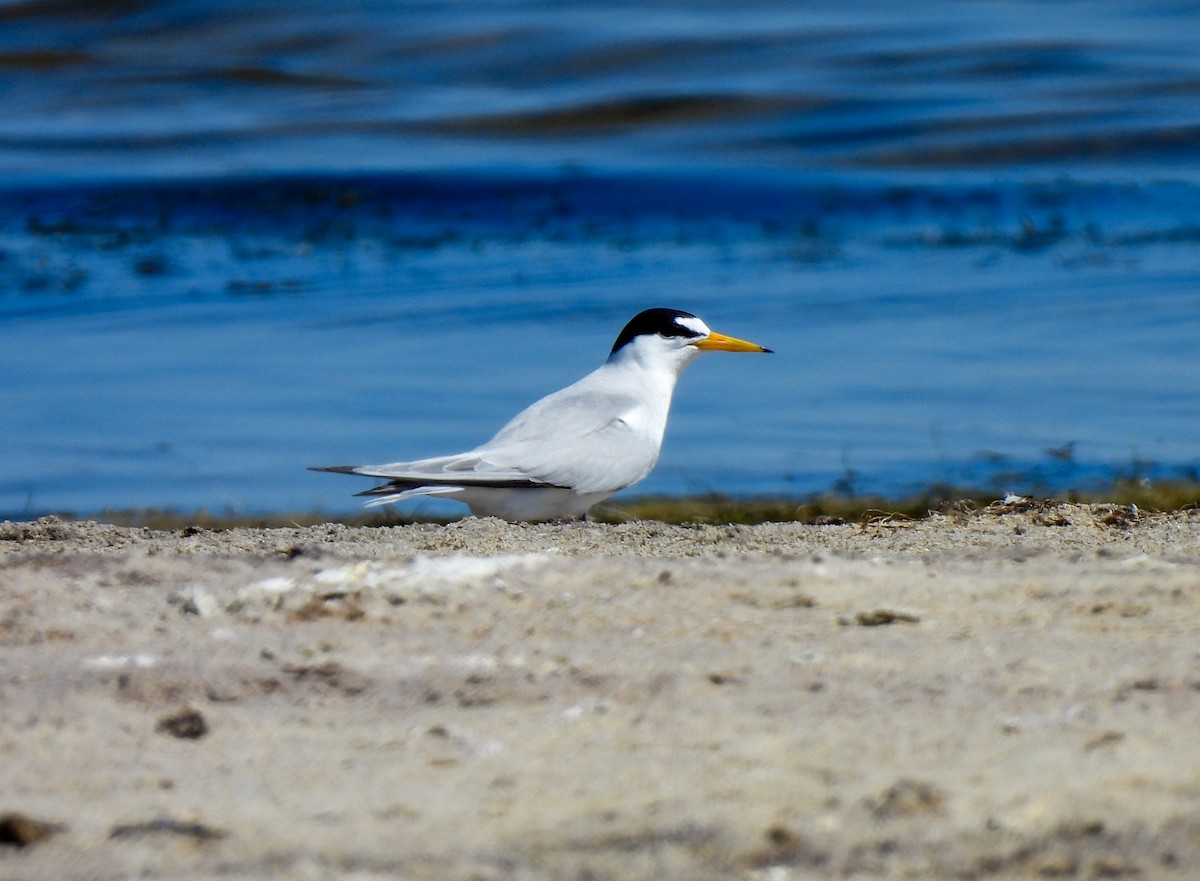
[867,779,943,819]
[739,823,819,868]
[156,707,209,739]
[109,816,226,841]
[1034,853,1078,877]
[706,671,742,685]
[182,588,219,618]
[1084,730,1124,751]
[1090,856,1139,878]
[854,609,921,627]
[773,593,817,609]
[0,812,63,848]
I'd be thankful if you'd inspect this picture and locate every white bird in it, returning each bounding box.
[311,308,772,521]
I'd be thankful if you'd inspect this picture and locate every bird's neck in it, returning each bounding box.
[601,346,695,435]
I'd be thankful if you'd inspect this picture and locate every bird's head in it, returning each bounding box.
[607,308,772,372]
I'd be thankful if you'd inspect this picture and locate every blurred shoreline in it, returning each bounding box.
[9,479,1196,529]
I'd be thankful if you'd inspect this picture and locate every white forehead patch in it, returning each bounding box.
[676,315,710,337]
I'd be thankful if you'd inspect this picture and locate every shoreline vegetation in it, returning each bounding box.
[16,479,1200,531]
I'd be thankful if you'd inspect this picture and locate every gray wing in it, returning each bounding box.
[312,386,658,495]
[481,386,660,492]
[309,452,549,493]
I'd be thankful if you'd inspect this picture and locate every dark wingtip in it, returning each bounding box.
[353,485,397,497]
[309,465,361,474]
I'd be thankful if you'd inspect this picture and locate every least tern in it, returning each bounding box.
[312,308,771,521]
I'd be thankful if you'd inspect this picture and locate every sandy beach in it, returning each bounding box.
[2,503,1198,879]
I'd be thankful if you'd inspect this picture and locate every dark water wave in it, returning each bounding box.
[3,1,1200,180]
[4,171,1199,240]
[2,172,1198,304]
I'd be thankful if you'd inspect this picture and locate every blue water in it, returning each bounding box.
[3,1,1200,517]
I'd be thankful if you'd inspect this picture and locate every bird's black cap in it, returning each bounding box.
[610,308,704,355]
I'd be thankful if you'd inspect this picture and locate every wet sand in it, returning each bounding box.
[2,504,1198,879]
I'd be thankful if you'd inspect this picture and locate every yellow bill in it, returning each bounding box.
[692,331,773,353]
